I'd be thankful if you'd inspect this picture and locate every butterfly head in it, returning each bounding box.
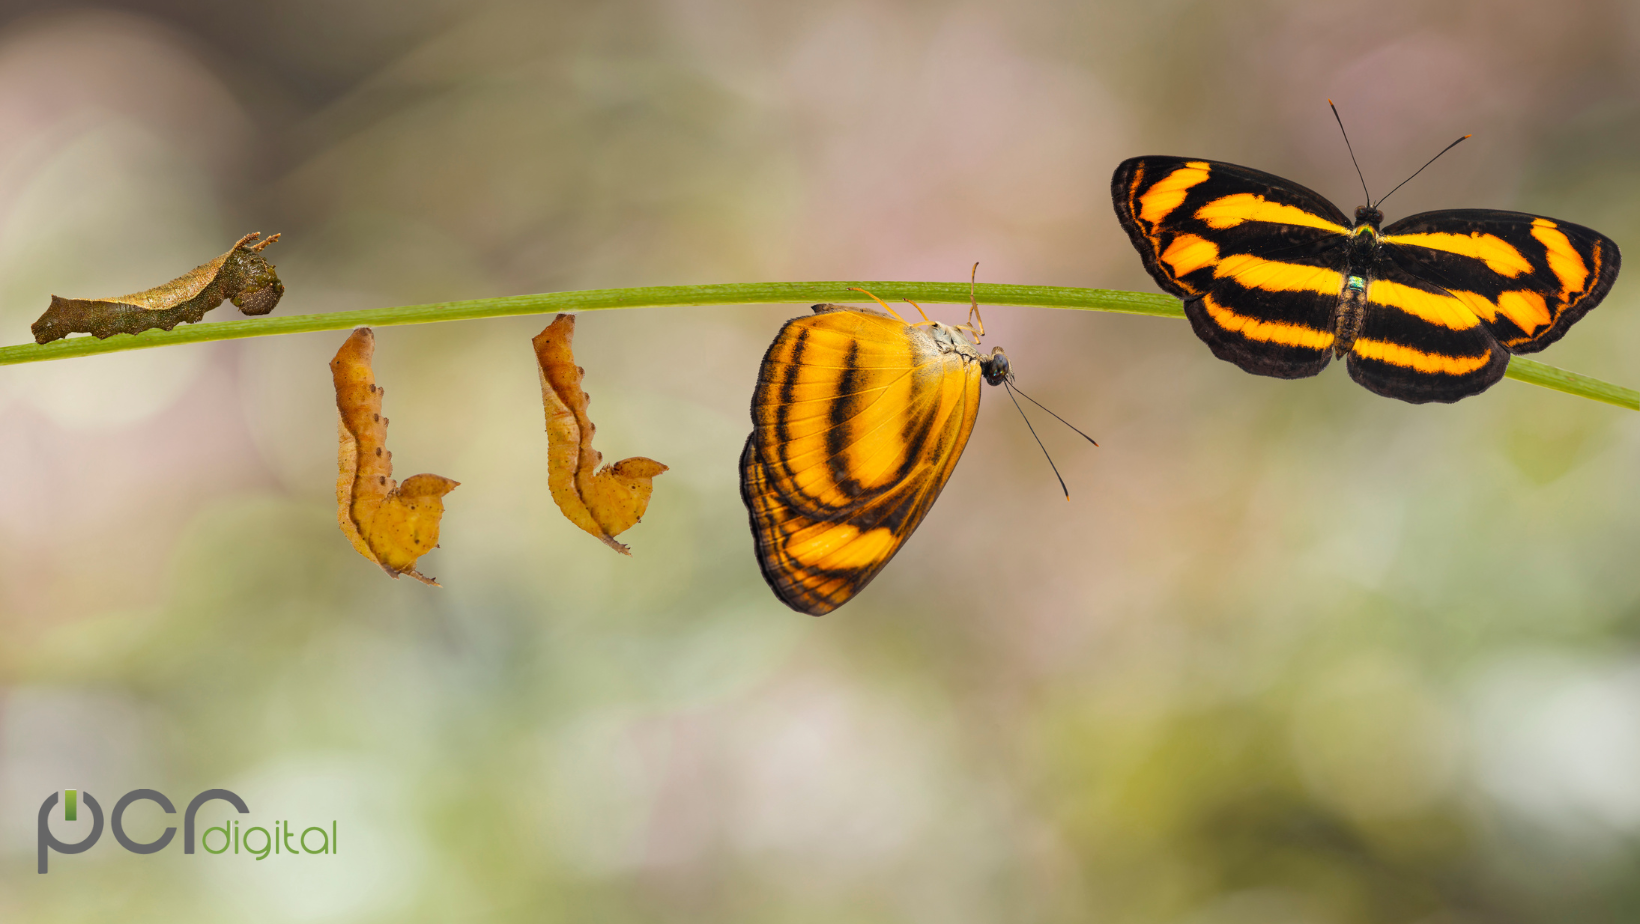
[981,347,1011,386]
[1353,205,1384,231]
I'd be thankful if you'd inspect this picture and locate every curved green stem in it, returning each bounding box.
[0,281,1632,410]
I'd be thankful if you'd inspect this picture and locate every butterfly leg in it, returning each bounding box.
[847,286,910,323]
[965,262,986,336]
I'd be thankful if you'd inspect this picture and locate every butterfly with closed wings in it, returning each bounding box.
[739,277,1014,616]
[741,269,1097,616]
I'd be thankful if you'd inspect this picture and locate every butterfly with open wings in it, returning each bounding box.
[1113,138,1620,403]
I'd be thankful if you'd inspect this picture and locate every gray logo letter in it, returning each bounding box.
[37,791,104,874]
[112,789,177,854]
[183,789,248,854]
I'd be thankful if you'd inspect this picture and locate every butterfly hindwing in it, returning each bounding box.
[1344,259,1510,402]
[1113,156,1352,379]
[1380,209,1620,354]
[742,304,984,615]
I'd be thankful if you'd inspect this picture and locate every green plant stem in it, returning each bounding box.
[0,281,1632,410]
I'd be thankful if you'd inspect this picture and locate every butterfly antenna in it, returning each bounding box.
[1008,382,1098,447]
[1329,99,1371,206]
[1374,133,1472,209]
[1003,380,1070,499]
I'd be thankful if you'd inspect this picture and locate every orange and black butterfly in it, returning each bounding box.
[739,282,1012,616]
[1113,142,1620,403]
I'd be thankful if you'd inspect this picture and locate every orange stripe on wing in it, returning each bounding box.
[1350,338,1492,375]
[1161,234,1219,277]
[1495,289,1553,333]
[1200,294,1335,351]
[1367,279,1482,330]
[785,523,901,572]
[1530,218,1590,297]
[1380,231,1533,277]
[1445,288,1553,337]
[1214,254,1342,294]
[1138,161,1211,225]
[1193,194,1348,234]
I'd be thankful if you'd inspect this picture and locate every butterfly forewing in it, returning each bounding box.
[1113,156,1353,379]
[742,304,984,615]
[753,307,953,516]
[1380,209,1620,354]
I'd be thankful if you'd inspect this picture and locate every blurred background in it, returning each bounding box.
[0,0,1637,920]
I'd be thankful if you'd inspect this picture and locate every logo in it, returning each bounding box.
[37,788,337,873]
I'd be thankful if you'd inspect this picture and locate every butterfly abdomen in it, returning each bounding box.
[1334,280,1367,358]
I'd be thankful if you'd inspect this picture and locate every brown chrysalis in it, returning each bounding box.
[533,314,667,555]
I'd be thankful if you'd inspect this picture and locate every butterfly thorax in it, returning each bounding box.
[925,321,977,358]
[1345,205,1384,272]
[925,321,1011,387]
